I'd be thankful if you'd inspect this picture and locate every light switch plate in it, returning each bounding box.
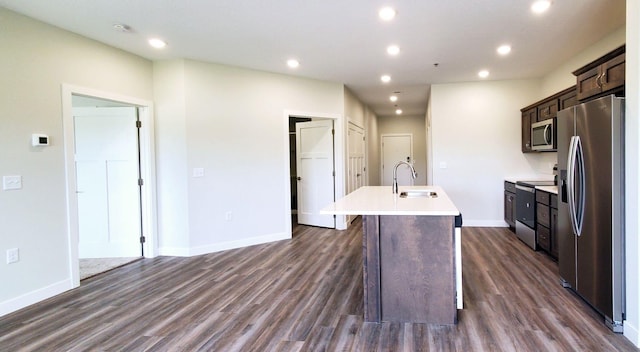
[3,175,22,190]
[193,168,205,177]
[7,248,19,264]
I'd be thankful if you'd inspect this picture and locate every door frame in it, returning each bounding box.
[380,133,414,186]
[283,110,345,233]
[61,84,158,287]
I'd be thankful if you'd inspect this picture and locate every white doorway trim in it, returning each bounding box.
[61,84,158,287]
[283,109,346,233]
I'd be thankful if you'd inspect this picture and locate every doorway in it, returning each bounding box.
[381,134,414,186]
[62,85,156,286]
[288,116,336,229]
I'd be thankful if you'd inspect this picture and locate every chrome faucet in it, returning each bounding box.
[393,161,418,194]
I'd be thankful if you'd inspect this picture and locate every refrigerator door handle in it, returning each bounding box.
[567,136,579,236]
[574,136,585,236]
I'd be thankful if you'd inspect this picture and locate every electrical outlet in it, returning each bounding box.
[225,211,233,222]
[6,248,19,264]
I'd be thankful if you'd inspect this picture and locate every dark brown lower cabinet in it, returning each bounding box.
[504,182,516,229]
[536,190,558,260]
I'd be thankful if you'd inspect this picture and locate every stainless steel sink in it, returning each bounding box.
[399,190,438,198]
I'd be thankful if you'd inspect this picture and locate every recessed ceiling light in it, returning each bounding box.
[478,70,490,78]
[287,59,300,68]
[531,0,551,14]
[395,109,403,115]
[497,45,511,55]
[379,7,396,21]
[390,95,398,102]
[381,75,391,83]
[387,45,400,56]
[148,38,167,49]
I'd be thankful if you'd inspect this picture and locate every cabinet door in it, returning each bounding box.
[537,99,558,121]
[559,89,577,111]
[550,208,558,259]
[601,53,625,93]
[504,191,515,227]
[521,108,536,153]
[576,66,602,101]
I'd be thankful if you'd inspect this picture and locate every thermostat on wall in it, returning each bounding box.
[32,134,49,146]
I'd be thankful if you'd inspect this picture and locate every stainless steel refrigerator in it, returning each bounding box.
[557,95,625,333]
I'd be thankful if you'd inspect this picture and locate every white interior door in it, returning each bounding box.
[381,134,413,186]
[74,107,141,258]
[347,123,365,223]
[296,120,335,228]
[347,123,366,194]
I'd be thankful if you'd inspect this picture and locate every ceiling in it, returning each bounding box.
[0,1,626,117]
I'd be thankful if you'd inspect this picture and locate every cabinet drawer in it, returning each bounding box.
[536,191,550,205]
[505,181,516,193]
[537,224,551,252]
[537,203,550,228]
[550,194,558,209]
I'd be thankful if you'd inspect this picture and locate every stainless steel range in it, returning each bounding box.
[515,180,554,249]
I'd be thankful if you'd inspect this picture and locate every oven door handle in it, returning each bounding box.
[515,185,535,193]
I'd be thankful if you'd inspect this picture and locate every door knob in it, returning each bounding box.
[297,177,302,181]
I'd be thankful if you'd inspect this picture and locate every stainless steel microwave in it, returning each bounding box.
[531,118,554,151]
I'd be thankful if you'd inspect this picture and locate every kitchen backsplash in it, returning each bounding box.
[524,152,558,176]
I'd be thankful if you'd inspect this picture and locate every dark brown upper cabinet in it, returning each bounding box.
[537,99,558,122]
[521,108,536,153]
[574,45,625,101]
[559,89,577,112]
[520,86,576,153]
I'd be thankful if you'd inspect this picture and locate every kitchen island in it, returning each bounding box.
[321,186,461,324]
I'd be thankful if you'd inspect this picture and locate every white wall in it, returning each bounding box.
[365,108,380,186]
[430,80,543,226]
[154,59,345,255]
[344,87,379,186]
[541,27,626,97]
[377,115,428,186]
[153,60,190,251]
[344,87,366,128]
[0,8,153,315]
[624,1,639,346]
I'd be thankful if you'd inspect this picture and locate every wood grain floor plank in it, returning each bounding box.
[0,220,637,351]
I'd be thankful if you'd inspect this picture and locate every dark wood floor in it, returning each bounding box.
[1,218,637,351]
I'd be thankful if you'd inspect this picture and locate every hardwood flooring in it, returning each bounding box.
[1,219,637,351]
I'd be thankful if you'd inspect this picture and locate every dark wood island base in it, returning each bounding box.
[363,215,457,324]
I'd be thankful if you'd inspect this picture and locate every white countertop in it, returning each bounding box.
[321,186,460,216]
[536,185,558,194]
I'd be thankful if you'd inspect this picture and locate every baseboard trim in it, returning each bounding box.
[0,279,73,318]
[624,320,640,348]
[159,232,292,257]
